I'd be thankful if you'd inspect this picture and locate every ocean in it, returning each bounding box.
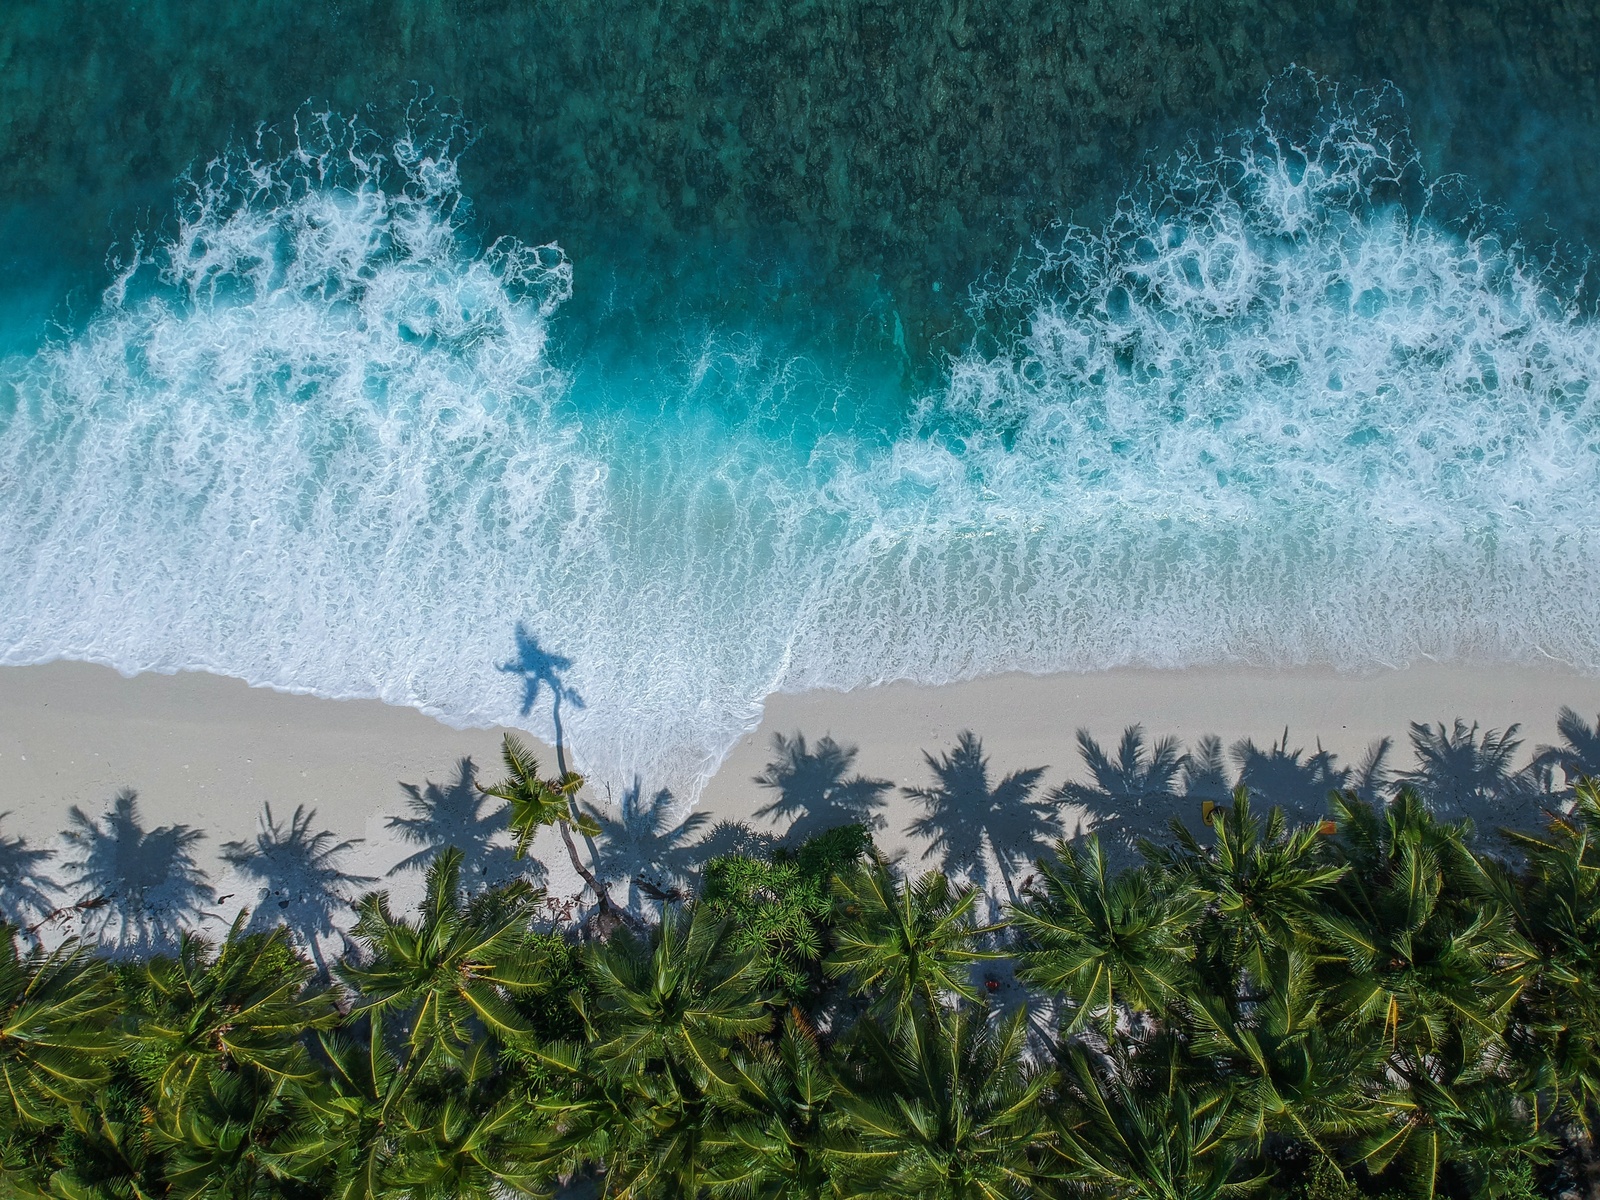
[2,2,1598,801]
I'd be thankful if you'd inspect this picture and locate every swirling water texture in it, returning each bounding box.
[2,89,1597,802]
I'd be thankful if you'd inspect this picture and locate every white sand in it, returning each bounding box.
[2,659,1596,948]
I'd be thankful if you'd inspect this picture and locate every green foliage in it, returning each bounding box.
[11,764,1600,1200]
[699,823,871,1003]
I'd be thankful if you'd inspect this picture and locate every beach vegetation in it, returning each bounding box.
[5,775,1600,1199]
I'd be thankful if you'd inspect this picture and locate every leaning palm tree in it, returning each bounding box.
[1010,836,1196,1034]
[340,848,547,1075]
[478,734,616,917]
[833,1003,1054,1200]
[0,929,119,1129]
[826,857,1002,1031]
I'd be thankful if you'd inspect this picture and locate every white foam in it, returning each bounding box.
[3,80,1599,805]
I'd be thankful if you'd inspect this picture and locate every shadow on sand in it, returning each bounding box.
[59,789,213,956]
[0,814,56,927]
[222,803,375,972]
[904,731,1053,905]
[753,732,893,843]
[388,758,543,890]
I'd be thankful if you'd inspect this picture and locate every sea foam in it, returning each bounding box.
[2,80,1598,805]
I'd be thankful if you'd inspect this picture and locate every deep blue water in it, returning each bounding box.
[2,5,1599,798]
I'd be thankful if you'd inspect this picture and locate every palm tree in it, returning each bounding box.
[529,905,772,1199]
[703,1012,844,1200]
[1152,790,1347,990]
[833,1004,1054,1200]
[149,1062,299,1200]
[1357,1037,1551,1200]
[1010,836,1195,1034]
[1501,780,1600,1132]
[1050,1033,1257,1200]
[1316,791,1530,1055]
[341,848,547,1075]
[269,1028,400,1200]
[1185,948,1382,1162]
[477,734,615,918]
[392,1037,542,1200]
[131,915,338,1120]
[584,903,771,1080]
[826,857,1002,1031]
[0,930,119,1129]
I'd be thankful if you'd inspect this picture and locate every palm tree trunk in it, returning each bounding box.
[559,819,616,914]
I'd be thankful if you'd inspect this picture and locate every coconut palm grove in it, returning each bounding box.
[1,722,1599,1200]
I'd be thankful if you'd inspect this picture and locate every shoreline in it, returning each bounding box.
[3,659,1597,945]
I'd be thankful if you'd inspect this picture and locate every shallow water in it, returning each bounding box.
[2,4,1599,800]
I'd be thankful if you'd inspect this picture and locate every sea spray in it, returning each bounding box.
[2,78,1598,808]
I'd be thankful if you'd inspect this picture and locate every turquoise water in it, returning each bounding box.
[2,6,1600,798]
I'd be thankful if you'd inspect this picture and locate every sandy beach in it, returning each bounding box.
[3,658,1597,950]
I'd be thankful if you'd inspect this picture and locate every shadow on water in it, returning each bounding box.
[753,732,893,844]
[904,731,1052,905]
[0,814,56,927]
[221,803,374,973]
[388,758,542,891]
[500,621,585,775]
[59,789,213,956]
[580,779,708,909]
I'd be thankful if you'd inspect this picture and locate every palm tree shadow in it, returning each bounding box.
[500,622,585,771]
[1050,725,1186,864]
[1400,719,1536,822]
[1230,728,1353,820]
[580,778,709,909]
[904,731,1052,903]
[1533,707,1600,798]
[753,731,893,844]
[221,804,375,973]
[680,820,785,872]
[59,789,213,956]
[0,813,56,927]
[387,758,542,890]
